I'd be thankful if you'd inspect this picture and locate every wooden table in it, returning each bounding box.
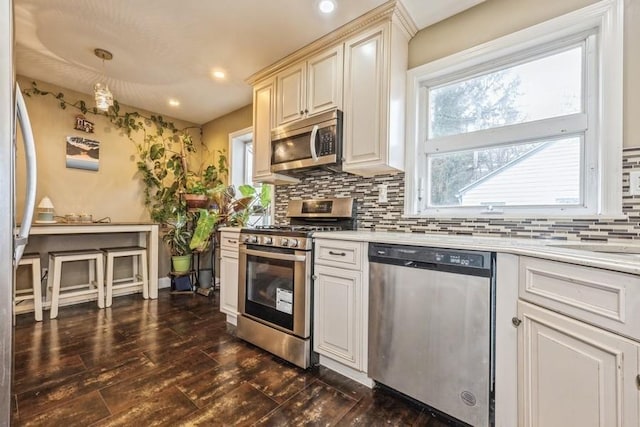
[28,222,160,298]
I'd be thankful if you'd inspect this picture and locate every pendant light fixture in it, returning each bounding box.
[93,48,114,111]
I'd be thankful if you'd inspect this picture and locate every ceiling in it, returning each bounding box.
[14,0,484,125]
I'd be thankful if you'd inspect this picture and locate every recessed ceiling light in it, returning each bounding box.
[168,99,180,107]
[318,0,336,14]
[212,70,225,79]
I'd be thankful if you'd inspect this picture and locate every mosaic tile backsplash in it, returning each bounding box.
[273,147,640,242]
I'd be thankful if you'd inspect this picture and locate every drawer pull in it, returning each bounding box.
[328,251,346,257]
[637,374,640,390]
[227,239,237,244]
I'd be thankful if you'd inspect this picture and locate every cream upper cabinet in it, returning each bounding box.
[275,45,343,127]
[252,77,298,185]
[248,1,416,181]
[518,301,639,427]
[306,46,343,117]
[342,18,411,176]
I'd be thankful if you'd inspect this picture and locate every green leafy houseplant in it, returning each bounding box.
[161,211,193,272]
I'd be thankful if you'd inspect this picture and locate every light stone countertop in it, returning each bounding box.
[312,230,640,275]
[218,226,243,232]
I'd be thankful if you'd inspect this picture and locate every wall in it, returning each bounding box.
[15,76,202,285]
[201,104,253,179]
[274,148,640,241]
[274,0,640,242]
[16,76,202,221]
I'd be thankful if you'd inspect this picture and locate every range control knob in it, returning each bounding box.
[289,239,299,248]
[281,238,289,247]
[249,235,258,244]
[263,236,273,245]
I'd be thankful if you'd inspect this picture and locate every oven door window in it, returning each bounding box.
[245,253,295,331]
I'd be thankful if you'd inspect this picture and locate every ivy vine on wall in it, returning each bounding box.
[22,81,226,224]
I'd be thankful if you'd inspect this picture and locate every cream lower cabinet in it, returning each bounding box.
[313,239,370,385]
[219,230,240,325]
[313,265,361,369]
[518,300,639,427]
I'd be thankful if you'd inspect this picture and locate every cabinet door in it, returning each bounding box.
[276,63,305,126]
[343,24,386,169]
[253,78,275,180]
[252,78,299,185]
[307,45,343,117]
[313,265,361,370]
[518,301,639,427]
[220,251,239,319]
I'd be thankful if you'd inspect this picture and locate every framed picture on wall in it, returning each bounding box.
[65,136,99,171]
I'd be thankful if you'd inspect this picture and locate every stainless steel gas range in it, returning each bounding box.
[237,197,356,368]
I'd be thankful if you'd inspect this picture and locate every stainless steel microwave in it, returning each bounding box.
[270,109,342,174]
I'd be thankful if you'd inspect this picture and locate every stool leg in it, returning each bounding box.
[89,258,96,289]
[50,257,62,319]
[32,258,43,322]
[96,255,105,309]
[141,252,149,300]
[105,254,114,308]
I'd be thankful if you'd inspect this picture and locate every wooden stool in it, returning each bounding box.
[47,249,105,319]
[102,246,149,307]
[15,253,43,322]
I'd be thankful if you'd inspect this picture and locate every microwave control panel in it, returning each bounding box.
[317,126,336,156]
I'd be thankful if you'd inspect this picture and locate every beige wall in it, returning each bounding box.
[15,76,202,281]
[408,0,639,148]
[201,104,253,182]
[16,76,202,221]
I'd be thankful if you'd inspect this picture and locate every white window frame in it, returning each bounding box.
[405,0,623,218]
[228,126,273,226]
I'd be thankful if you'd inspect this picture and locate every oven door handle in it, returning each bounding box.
[242,248,307,262]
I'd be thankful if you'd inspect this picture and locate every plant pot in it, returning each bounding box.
[172,254,192,273]
[184,193,209,209]
[198,268,213,288]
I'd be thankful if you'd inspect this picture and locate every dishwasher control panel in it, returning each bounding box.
[369,243,493,274]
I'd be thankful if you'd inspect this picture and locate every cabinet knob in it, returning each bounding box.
[512,317,522,327]
[312,274,318,280]
[304,109,308,114]
[300,110,304,115]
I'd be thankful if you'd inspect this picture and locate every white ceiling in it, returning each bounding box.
[14,0,483,125]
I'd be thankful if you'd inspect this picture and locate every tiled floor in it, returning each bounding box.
[11,289,452,426]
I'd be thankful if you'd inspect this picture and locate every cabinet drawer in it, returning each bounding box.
[220,232,240,252]
[315,239,362,270]
[519,256,640,341]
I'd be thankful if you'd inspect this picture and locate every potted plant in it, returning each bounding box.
[183,163,222,209]
[162,211,193,273]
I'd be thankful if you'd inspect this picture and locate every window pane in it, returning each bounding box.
[428,46,583,138]
[428,137,582,207]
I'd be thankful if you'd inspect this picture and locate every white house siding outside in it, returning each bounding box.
[458,139,580,206]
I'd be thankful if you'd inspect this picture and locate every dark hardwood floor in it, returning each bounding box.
[11,289,451,426]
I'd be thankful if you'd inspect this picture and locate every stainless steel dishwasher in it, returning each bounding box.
[368,243,495,427]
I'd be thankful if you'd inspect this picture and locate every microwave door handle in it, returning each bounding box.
[14,84,37,265]
[309,125,319,162]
